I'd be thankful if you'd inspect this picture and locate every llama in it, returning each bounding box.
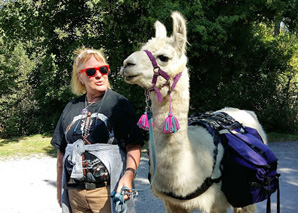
[120,12,266,213]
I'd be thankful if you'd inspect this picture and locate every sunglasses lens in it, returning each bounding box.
[100,66,109,74]
[86,68,96,77]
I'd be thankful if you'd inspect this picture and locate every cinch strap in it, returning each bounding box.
[163,176,221,200]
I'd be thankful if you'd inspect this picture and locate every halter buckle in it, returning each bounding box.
[153,67,159,73]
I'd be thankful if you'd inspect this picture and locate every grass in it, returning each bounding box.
[0,134,56,160]
[0,132,297,159]
[267,132,298,142]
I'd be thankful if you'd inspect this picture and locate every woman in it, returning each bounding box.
[51,47,144,213]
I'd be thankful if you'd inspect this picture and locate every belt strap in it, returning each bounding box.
[66,181,108,190]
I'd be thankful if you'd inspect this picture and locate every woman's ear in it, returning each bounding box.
[79,74,84,85]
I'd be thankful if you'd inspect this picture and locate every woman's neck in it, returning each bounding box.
[86,91,106,103]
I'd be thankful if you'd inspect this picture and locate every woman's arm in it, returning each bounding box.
[116,144,141,199]
[56,150,64,207]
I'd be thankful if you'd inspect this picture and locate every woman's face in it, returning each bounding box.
[79,55,109,96]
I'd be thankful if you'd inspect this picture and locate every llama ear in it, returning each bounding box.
[171,11,187,56]
[155,21,167,38]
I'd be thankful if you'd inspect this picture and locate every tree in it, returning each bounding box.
[0,0,297,137]
[0,40,38,137]
[174,0,298,133]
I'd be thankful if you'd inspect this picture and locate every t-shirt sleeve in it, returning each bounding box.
[50,103,71,153]
[114,97,144,147]
[51,113,67,153]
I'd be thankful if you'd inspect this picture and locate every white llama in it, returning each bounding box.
[120,12,266,213]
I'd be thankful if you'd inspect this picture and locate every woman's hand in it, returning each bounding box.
[116,169,135,200]
[116,144,141,200]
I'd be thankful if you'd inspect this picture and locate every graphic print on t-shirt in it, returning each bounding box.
[65,112,114,144]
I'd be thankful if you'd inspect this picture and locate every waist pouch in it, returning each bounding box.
[65,151,110,186]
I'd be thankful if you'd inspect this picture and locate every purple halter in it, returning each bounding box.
[137,50,182,133]
[144,50,182,102]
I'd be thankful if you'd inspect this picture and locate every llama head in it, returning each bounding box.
[120,11,188,91]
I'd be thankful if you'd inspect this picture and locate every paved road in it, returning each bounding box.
[0,141,297,213]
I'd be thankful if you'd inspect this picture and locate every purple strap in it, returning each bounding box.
[154,87,163,102]
[144,50,170,80]
[171,72,182,91]
[152,73,158,85]
[144,50,182,102]
[144,50,158,69]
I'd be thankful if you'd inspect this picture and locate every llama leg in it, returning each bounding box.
[233,208,242,213]
[210,207,228,213]
[233,204,256,213]
[164,201,188,213]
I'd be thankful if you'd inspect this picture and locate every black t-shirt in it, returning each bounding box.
[51,89,144,152]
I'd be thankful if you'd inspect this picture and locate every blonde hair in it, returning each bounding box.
[70,47,110,95]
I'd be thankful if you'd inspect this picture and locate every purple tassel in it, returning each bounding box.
[163,111,180,133]
[137,112,149,130]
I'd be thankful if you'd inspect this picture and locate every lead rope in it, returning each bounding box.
[111,92,157,213]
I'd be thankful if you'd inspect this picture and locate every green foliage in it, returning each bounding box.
[0,41,39,137]
[176,0,298,133]
[0,0,297,138]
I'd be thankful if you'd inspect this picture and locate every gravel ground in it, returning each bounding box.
[0,141,297,213]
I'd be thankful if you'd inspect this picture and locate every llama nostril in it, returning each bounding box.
[125,62,135,69]
[126,62,135,67]
[124,59,135,68]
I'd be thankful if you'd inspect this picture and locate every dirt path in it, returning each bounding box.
[0,141,297,213]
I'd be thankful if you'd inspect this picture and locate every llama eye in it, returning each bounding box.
[158,55,169,62]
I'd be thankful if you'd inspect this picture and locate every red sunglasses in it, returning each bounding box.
[80,65,110,78]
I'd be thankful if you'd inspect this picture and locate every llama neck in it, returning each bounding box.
[150,69,190,140]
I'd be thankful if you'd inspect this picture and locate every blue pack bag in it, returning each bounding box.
[189,112,280,213]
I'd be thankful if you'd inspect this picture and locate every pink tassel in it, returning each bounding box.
[163,93,180,133]
[137,112,149,130]
[163,111,180,133]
